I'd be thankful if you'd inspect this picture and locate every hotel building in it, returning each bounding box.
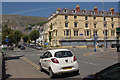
[46,5,119,47]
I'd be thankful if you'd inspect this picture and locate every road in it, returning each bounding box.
[4,47,118,79]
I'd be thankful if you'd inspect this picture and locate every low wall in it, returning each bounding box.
[0,52,2,80]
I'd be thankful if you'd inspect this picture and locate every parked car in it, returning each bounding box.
[83,62,120,80]
[18,45,22,48]
[20,46,25,50]
[39,49,79,78]
[36,46,43,50]
[111,43,117,48]
[1,45,7,48]
[8,46,14,50]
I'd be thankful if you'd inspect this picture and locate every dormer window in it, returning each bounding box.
[73,10,76,14]
[64,9,67,13]
[91,11,95,14]
[101,12,103,14]
[83,11,85,14]
[56,11,59,13]
[110,11,112,15]
[83,11,87,14]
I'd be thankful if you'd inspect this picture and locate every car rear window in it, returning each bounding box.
[55,51,73,58]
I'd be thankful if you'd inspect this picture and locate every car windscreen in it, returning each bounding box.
[55,51,73,58]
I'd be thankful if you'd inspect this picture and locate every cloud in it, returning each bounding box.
[9,7,53,15]
[8,4,75,15]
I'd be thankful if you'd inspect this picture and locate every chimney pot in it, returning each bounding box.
[94,6,98,13]
[76,5,80,12]
[110,8,114,14]
[57,8,61,11]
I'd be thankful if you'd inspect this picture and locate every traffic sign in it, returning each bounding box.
[46,42,48,45]
[5,39,9,42]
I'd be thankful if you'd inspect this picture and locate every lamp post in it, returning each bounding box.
[102,0,106,51]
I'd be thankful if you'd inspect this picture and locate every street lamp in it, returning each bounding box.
[102,0,106,51]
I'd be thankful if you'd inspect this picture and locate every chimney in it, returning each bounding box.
[94,6,98,13]
[56,8,61,12]
[76,5,80,12]
[110,8,114,14]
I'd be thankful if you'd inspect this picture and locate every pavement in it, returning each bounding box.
[83,48,118,60]
[3,47,118,79]
[5,55,49,79]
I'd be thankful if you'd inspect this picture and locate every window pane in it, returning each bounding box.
[66,30,69,36]
[65,15,67,19]
[85,23,88,28]
[75,23,77,27]
[87,31,89,36]
[85,16,88,20]
[74,16,77,19]
[55,51,73,58]
[65,23,68,27]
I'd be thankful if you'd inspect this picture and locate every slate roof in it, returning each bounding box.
[58,8,118,17]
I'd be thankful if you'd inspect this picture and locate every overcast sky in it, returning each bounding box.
[1,0,120,2]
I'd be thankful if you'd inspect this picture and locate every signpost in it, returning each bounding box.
[79,34,83,36]
[5,36,9,50]
[116,28,120,52]
[93,33,98,52]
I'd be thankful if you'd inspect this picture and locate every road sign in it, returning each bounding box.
[44,42,48,45]
[46,42,48,45]
[5,39,9,42]
[79,34,83,36]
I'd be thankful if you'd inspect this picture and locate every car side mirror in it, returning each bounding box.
[40,56,44,58]
[40,56,47,59]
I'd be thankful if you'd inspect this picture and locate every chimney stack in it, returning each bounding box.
[94,6,98,13]
[56,8,61,12]
[76,5,80,12]
[110,8,114,14]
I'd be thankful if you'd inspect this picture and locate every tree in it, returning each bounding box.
[22,34,29,43]
[4,24,8,28]
[29,30,39,45]
[25,26,32,30]
[13,30,23,45]
[2,27,15,45]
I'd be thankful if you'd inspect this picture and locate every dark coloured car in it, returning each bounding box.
[83,62,120,80]
[20,46,25,50]
[18,45,22,48]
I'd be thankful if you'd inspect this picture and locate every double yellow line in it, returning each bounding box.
[21,57,40,70]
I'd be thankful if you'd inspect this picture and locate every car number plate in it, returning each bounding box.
[63,67,72,70]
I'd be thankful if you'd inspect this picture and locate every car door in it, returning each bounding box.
[41,52,48,69]
[97,63,120,80]
[45,52,52,70]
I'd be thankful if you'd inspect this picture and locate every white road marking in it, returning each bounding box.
[78,60,99,66]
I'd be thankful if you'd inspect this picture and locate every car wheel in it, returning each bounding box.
[39,63,43,72]
[74,70,79,75]
[49,68,55,78]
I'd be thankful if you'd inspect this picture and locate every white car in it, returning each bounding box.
[39,49,79,78]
